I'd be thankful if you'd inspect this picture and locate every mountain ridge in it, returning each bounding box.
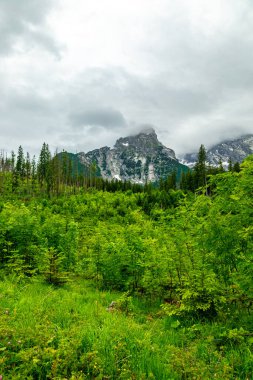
[66,131,253,183]
[77,128,188,183]
[180,134,253,168]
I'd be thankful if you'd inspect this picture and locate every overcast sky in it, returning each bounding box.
[1,0,253,157]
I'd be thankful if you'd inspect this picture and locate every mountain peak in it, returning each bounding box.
[138,126,156,136]
[181,134,253,168]
[79,129,187,183]
[115,128,159,150]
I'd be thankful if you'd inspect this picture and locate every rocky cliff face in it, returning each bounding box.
[181,134,253,168]
[77,128,188,183]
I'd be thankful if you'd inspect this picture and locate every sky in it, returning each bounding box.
[0,0,253,157]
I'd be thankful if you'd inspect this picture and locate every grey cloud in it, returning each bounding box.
[142,1,253,96]
[138,124,156,134]
[60,59,253,154]
[0,84,66,156]
[0,0,61,56]
[70,108,127,129]
[1,0,253,157]
[68,67,211,125]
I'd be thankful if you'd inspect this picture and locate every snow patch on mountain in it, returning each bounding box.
[77,129,188,183]
[181,134,253,168]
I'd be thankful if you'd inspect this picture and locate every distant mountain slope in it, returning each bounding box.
[181,134,253,168]
[77,128,189,183]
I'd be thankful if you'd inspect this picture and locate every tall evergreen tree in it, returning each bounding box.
[233,162,241,172]
[218,159,224,173]
[194,144,207,191]
[11,151,15,172]
[228,157,233,172]
[37,143,52,192]
[38,143,51,182]
[25,152,31,183]
[167,170,177,190]
[16,145,26,179]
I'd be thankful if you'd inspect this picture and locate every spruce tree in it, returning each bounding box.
[233,162,241,172]
[43,248,68,285]
[194,144,207,190]
[228,157,233,172]
[25,152,31,185]
[11,151,15,172]
[37,143,52,193]
[16,145,25,179]
[167,170,177,190]
[218,159,224,173]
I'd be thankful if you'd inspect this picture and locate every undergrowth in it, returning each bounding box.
[0,276,252,379]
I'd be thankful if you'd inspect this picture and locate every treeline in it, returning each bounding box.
[0,143,241,198]
[180,144,241,192]
[0,143,145,196]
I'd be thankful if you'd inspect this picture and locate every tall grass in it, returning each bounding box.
[0,276,252,379]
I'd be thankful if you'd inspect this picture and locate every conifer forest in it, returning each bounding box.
[0,143,252,379]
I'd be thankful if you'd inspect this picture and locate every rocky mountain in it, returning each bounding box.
[77,128,188,184]
[181,134,253,168]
